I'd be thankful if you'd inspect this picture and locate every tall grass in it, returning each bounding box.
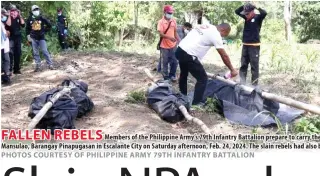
[249,44,320,134]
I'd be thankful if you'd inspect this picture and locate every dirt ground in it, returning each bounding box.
[1,50,319,137]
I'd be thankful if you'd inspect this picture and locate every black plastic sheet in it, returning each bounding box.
[188,79,304,126]
[147,80,190,123]
[61,80,94,118]
[28,88,78,133]
[28,79,94,134]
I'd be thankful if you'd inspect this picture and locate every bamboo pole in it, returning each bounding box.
[144,68,211,134]
[178,105,211,134]
[206,72,320,115]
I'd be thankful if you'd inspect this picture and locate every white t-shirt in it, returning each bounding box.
[1,23,10,53]
[178,24,224,61]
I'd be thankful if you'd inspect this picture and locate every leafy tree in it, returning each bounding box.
[293,1,320,42]
[2,0,318,56]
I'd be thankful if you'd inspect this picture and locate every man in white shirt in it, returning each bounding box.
[176,23,238,105]
[1,9,11,84]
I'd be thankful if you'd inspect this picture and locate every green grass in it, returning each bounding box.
[125,90,146,104]
[294,115,320,134]
[204,97,221,114]
[190,97,221,114]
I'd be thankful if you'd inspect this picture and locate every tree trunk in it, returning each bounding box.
[114,29,119,44]
[119,28,125,47]
[134,1,139,41]
[197,10,203,24]
[284,0,292,42]
[184,12,200,27]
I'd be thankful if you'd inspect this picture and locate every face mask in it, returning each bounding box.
[165,13,172,19]
[58,13,62,16]
[184,29,189,34]
[33,10,40,16]
[1,16,7,22]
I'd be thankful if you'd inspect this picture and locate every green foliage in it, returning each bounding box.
[294,116,320,134]
[125,90,146,104]
[189,97,221,114]
[69,1,132,49]
[202,1,243,24]
[266,44,320,77]
[293,2,320,42]
[260,19,286,44]
[45,33,61,55]
[169,1,242,24]
[88,1,115,48]
[268,44,293,73]
[1,1,70,20]
[21,43,33,64]
[67,2,90,49]
[35,1,71,20]
[3,0,320,64]
[204,97,220,114]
